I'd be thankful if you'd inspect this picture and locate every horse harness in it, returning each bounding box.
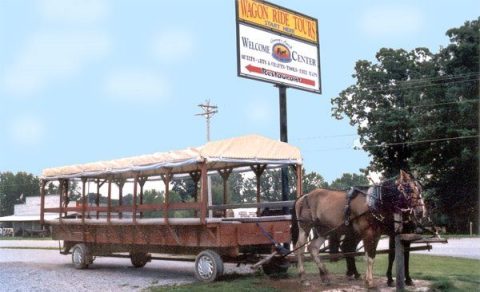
[344,181,421,228]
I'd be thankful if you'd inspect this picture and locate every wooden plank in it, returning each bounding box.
[208,201,295,210]
[395,234,405,290]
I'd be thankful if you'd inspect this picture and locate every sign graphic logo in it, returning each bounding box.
[272,43,292,63]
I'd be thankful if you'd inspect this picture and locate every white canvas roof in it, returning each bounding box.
[42,134,302,179]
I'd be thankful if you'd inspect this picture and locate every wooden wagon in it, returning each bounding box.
[40,135,302,281]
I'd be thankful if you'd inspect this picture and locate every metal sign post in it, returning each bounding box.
[278,85,289,206]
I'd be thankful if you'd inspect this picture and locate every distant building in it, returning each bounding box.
[0,195,58,236]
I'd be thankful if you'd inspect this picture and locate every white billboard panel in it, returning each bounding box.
[237,23,320,93]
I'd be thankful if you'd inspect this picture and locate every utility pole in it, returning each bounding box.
[196,99,218,218]
[196,99,218,142]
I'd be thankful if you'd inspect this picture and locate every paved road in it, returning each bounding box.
[376,237,480,260]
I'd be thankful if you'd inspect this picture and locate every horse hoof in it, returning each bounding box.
[321,276,331,285]
[406,278,414,286]
[355,273,361,280]
[365,280,375,289]
[387,279,394,287]
[301,280,311,287]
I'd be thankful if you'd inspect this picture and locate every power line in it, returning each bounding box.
[292,99,478,143]
[351,72,480,94]
[301,135,479,153]
[408,98,479,109]
[360,75,479,94]
[291,133,358,141]
[358,135,479,149]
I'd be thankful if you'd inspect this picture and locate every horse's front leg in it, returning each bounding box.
[386,235,395,287]
[404,241,414,286]
[342,230,361,280]
[308,236,330,284]
[363,233,380,288]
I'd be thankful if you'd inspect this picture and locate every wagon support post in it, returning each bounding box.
[394,212,405,290]
[133,175,138,224]
[251,164,267,216]
[40,179,46,225]
[58,179,63,222]
[294,165,302,198]
[200,162,208,224]
[218,168,232,217]
[95,178,106,219]
[81,177,87,225]
[107,176,113,223]
[138,176,148,218]
[161,172,173,224]
[115,178,126,219]
[189,171,201,217]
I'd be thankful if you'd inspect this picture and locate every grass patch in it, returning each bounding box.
[442,234,479,239]
[409,255,480,291]
[147,254,480,292]
[0,236,53,240]
[0,246,57,250]
[146,273,277,292]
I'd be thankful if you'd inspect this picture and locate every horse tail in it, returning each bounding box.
[291,198,299,246]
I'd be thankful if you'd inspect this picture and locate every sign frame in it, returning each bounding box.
[235,0,321,94]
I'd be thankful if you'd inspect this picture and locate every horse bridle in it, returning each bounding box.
[396,181,425,212]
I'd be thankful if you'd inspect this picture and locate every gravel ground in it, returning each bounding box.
[0,247,253,292]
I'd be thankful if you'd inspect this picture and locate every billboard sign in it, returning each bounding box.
[237,0,318,44]
[238,23,320,92]
[235,0,321,93]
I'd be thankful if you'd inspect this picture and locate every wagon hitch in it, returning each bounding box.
[251,223,291,271]
[255,222,290,255]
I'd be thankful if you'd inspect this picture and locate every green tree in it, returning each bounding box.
[142,189,164,218]
[329,173,369,190]
[331,18,479,232]
[302,169,328,194]
[0,172,40,216]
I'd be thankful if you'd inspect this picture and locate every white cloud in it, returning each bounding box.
[104,70,170,103]
[245,99,273,123]
[8,115,46,146]
[38,0,109,24]
[360,5,424,37]
[3,32,110,96]
[151,30,194,63]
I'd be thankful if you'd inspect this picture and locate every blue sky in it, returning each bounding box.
[0,0,478,182]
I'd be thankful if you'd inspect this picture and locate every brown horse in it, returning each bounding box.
[291,170,426,288]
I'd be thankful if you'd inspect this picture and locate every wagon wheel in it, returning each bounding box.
[71,243,92,269]
[194,250,224,282]
[130,252,151,268]
[262,256,290,277]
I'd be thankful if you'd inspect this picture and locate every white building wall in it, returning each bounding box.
[14,195,59,216]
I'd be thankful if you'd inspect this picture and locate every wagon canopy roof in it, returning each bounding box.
[41,134,302,179]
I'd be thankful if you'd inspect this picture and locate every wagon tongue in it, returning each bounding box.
[255,222,290,255]
[275,244,290,256]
